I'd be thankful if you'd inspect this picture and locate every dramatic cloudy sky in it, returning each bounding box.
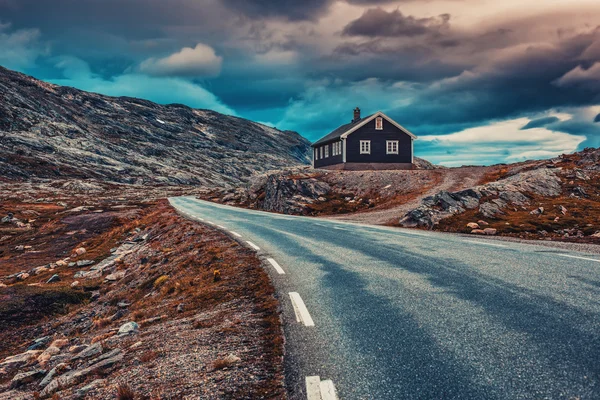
[2,0,600,166]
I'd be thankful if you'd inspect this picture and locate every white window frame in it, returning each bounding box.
[325,145,329,158]
[320,146,323,159]
[386,140,399,155]
[360,140,371,154]
[375,117,383,130]
[315,148,319,160]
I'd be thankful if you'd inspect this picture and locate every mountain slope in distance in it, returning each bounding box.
[0,66,311,187]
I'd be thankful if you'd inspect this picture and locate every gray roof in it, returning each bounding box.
[311,114,374,147]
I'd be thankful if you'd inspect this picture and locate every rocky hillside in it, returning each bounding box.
[400,148,600,242]
[203,157,453,216]
[0,66,311,187]
[0,197,284,398]
[203,148,600,243]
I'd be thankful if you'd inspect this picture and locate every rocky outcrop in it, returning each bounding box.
[0,66,311,186]
[400,168,563,228]
[259,174,331,214]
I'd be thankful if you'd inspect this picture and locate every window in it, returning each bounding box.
[314,148,319,160]
[375,117,383,130]
[333,141,341,156]
[360,140,371,154]
[386,140,398,154]
[325,145,329,158]
[320,146,323,159]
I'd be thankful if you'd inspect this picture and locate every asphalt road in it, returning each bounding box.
[169,197,600,400]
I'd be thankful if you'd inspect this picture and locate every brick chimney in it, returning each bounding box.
[353,107,361,122]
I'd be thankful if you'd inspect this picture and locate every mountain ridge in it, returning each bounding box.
[0,66,311,187]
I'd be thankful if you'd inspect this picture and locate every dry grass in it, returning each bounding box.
[116,383,136,400]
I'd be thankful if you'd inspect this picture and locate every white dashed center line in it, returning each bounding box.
[557,254,600,263]
[464,240,507,248]
[306,376,339,400]
[267,258,285,274]
[246,241,260,251]
[289,292,315,327]
[229,231,242,238]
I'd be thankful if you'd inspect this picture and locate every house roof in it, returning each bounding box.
[311,111,417,147]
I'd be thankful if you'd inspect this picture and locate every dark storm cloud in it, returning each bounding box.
[521,116,561,130]
[222,0,332,21]
[342,8,450,37]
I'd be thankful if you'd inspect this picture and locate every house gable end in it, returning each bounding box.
[340,111,417,141]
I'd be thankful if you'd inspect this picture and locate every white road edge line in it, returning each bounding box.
[557,254,600,263]
[305,376,321,400]
[289,292,315,327]
[205,221,215,225]
[246,241,260,251]
[217,225,226,229]
[229,231,242,238]
[319,380,339,400]
[267,258,285,274]
[464,240,507,248]
[306,376,339,400]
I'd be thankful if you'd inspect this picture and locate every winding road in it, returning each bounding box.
[169,197,600,400]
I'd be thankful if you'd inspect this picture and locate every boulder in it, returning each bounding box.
[74,247,86,256]
[466,222,480,229]
[558,205,568,215]
[479,202,504,218]
[10,369,46,388]
[73,343,103,360]
[477,220,489,226]
[530,207,544,216]
[105,271,126,281]
[27,336,51,351]
[37,346,60,364]
[471,229,486,235]
[46,274,60,284]
[0,350,43,371]
[118,321,139,336]
[50,339,69,349]
[39,363,69,388]
[68,345,87,354]
[483,228,497,235]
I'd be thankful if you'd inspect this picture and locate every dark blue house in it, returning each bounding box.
[311,108,417,170]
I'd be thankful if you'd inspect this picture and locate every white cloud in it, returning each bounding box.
[139,43,222,78]
[418,117,586,166]
[0,26,47,70]
[51,56,235,115]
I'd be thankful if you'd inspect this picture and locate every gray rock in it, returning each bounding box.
[499,190,530,206]
[530,207,544,215]
[39,363,69,388]
[46,274,60,284]
[105,271,125,281]
[76,260,95,267]
[118,321,139,336]
[27,336,51,351]
[10,369,46,388]
[0,350,43,371]
[73,343,103,360]
[479,202,505,218]
[75,378,106,398]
